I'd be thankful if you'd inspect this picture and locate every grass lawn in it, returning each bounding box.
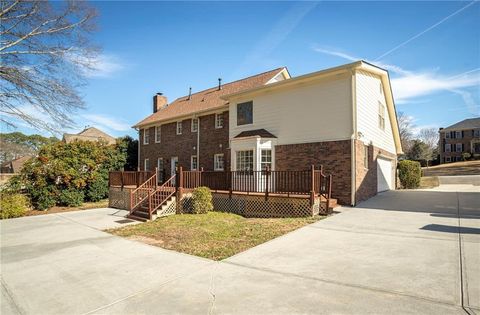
[419,176,440,189]
[108,211,324,260]
[422,160,480,176]
[26,199,109,216]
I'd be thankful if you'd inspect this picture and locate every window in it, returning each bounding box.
[236,150,254,171]
[214,154,224,171]
[158,158,164,181]
[445,144,451,152]
[474,129,480,138]
[144,158,150,171]
[191,118,198,132]
[456,131,462,139]
[446,132,450,139]
[237,101,253,125]
[445,157,451,162]
[155,126,161,143]
[474,143,480,153]
[143,129,150,144]
[456,143,462,152]
[191,155,198,170]
[215,113,224,129]
[363,145,369,169]
[260,149,272,171]
[176,121,183,135]
[378,102,385,130]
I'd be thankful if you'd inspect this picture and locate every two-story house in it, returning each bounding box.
[439,118,480,163]
[133,61,402,206]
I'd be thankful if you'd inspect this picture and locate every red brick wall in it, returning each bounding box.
[139,111,230,178]
[355,140,397,204]
[274,140,352,205]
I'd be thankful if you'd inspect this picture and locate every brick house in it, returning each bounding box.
[133,61,402,206]
[439,118,480,163]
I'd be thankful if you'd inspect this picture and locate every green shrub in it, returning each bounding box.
[192,187,213,214]
[31,187,58,210]
[398,160,421,189]
[86,173,108,202]
[0,193,29,219]
[58,188,84,207]
[462,152,471,161]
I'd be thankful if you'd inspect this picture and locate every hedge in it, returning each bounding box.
[0,193,29,219]
[192,187,213,214]
[398,160,421,189]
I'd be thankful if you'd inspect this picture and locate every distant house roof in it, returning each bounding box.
[0,156,31,174]
[133,67,289,128]
[442,118,480,131]
[63,127,116,145]
[234,129,277,139]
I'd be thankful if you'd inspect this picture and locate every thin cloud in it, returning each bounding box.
[313,46,480,110]
[66,51,125,78]
[233,2,318,77]
[82,114,131,132]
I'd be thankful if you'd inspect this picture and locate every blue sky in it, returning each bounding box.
[11,1,480,138]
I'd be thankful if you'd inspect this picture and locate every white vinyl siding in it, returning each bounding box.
[229,74,352,145]
[356,70,396,154]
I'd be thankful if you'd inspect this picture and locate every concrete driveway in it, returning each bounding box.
[1,185,479,314]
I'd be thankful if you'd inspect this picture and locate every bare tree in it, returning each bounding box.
[418,127,439,165]
[397,111,414,153]
[0,0,98,133]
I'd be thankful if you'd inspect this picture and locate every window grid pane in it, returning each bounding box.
[236,150,253,171]
[260,149,272,171]
[214,154,224,171]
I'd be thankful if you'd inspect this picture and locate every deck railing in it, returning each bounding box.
[130,171,157,213]
[147,175,176,219]
[109,170,155,188]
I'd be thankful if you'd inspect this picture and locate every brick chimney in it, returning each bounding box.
[153,93,167,113]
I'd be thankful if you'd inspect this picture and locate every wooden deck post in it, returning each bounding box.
[265,166,270,201]
[229,171,233,199]
[154,167,158,189]
[121,171,124,190]
[310,164,315,207]
[327,174,332,213]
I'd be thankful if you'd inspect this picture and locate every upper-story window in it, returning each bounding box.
[456,143,463,152]
[143,128,150,145]
[455,131,462,139]
[445,144,451,152]
[378,102,385,130]
[215,113,224,129]
[237,101,253,125]
[191,118,198,132]
[474,129,480,138]
[155,126,161,143]
[446,132,450,139]
[176,121,183,135]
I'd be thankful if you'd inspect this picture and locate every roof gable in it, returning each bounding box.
[443,118,480,131]
[134,67,288,128]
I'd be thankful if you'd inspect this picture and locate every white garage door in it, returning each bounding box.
[377,157,393,192]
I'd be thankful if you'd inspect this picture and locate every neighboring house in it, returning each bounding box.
[0,155,31,173]
[63,127,116,145]
[439,118,480,163]
[133,61,402,206]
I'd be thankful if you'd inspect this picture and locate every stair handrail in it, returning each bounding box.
[317,166,332,212]
[148,175,176,219]
[130,171,157,213]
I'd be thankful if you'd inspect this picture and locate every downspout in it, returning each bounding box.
[350,70,357,206]
[197,116,200,169]
[137,128,141,171]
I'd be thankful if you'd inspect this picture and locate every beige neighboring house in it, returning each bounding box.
[0,155,31,174]
[63,127,116,145]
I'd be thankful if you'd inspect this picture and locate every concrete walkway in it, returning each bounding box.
[1,186,479,314]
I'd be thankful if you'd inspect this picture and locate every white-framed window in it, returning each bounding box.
[191,118,198,132]
[157,158,164,181]
[155,126,161,143]
[191,155,198,170]
[215,113,224,129]
[378,102,385,130]
[445,157,451,162]
[143,129,150,145]
[456,143,462,152]
[474,129,480,137]
[237,101,253,125]
[144,158,150,171]
[456,131,462,139]
[176,121,183,135]
[236,150,254,171]
[446,132,450,139]
[214,154,224,171]
[364,145,369,169]
[445,144,451,152]
[260,149,272,171]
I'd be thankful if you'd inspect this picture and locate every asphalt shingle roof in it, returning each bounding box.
[442,118,480,131]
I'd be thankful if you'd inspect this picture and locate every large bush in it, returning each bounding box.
[192,187,213,214]
[398,160,421,189]
[0,193,29,219]
[17,140,126,210]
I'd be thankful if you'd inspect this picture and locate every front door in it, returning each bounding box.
[171,157,178,185]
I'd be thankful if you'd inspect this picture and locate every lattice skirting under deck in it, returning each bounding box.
[108,187,133,211]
